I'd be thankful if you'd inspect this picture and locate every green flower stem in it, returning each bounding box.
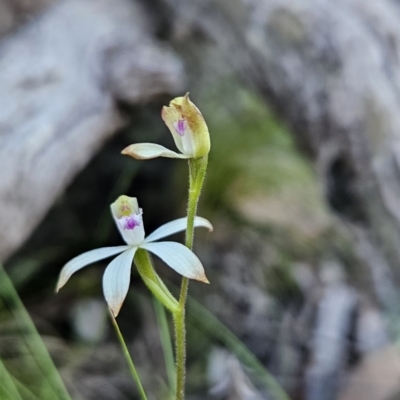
[185,156,208,250]
[135,248,158,281]
[109,311,148,400]
[174,156,208,400]
[135,249,179,313]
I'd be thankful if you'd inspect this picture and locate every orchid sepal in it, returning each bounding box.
[144,216,213,243]
[122,143,190,160]
[141,241,209,284]
[56,245,130,292]
[103,247,137,317]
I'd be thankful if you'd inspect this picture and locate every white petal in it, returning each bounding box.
[56,246,129,292]
[180,124,196,156]
[121,143,189,160]
[103,247,137,317]
[145,217,213,243]
[140,242,209,283]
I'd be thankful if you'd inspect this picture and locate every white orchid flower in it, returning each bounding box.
[56,195,212,316]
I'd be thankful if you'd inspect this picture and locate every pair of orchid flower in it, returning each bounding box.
[57,94,212,317]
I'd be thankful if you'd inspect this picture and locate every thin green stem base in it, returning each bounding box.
[110,311,148,400]
[174,156,208,400]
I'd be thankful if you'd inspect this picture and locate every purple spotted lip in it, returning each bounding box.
[175,119,186,136]
[122,216,140,230]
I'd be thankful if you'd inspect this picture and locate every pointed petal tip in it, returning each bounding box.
[109,305,121,318]
[121,146,130,155]
[193,216,213,233]
[55,277,66,293]
[121,144,152,160]
[121,144,149,160]
[198,218,213,232]
[197,273,210,284]
[108,306,118,319]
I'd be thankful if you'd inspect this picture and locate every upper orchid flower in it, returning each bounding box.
[122,93,210,160]
[56,195,212,317]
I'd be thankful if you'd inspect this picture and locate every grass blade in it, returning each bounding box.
[0,265,71,400]
[153,297,176,394]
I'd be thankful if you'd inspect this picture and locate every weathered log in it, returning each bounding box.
[0,0,54,39]
[0,0,184,261]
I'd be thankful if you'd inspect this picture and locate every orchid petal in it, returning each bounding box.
[145,217,213,243]
[56,246,129,292]
[103,247,137,317]
[140,242,209,283]
[122,143,189,160]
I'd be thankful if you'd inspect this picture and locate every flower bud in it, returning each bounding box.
[161,93,210,158]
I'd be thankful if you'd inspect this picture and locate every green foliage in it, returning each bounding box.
[198,81,314,210]
[0,266,71,400]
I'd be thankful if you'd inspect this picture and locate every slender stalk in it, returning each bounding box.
[153,297,176,394]
[109,311,148,400]
[174,156,208,400]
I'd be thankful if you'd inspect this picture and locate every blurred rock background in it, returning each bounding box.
[2,0,400,399]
